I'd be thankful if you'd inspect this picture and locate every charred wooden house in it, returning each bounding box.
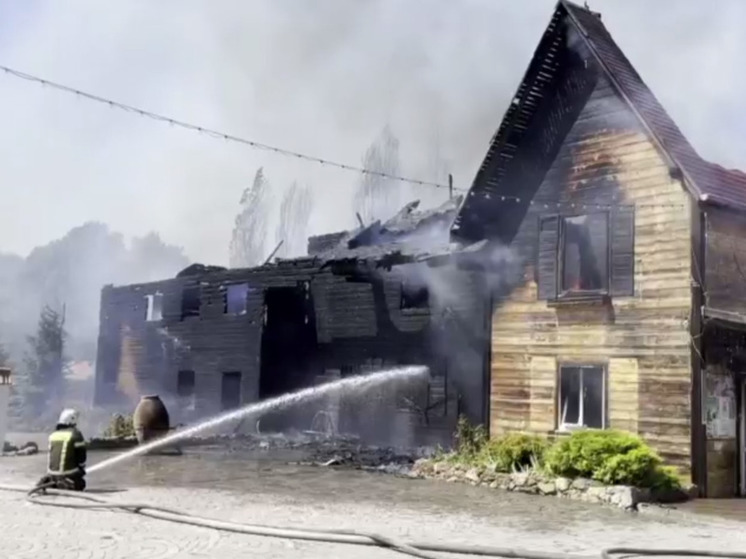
[94,196,508,447]
[95,0,746,498]
[447,0,746,498]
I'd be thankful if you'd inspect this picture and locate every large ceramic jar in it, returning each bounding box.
[133,395,170,445]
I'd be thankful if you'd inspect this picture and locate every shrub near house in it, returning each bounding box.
[414,418,685,509]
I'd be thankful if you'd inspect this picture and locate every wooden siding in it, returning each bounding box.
[94,259,491,446]
[490,76,693,469]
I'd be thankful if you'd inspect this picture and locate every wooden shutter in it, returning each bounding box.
[537,215,560,300]
[610,206,635,297]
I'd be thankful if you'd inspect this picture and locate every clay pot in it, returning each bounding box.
[133,395,170,445]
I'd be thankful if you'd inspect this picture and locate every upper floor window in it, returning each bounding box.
[145,292,163,322]
[180,285,201,320]
[225,283,250,315]
[537,207,634,301]
[400,278,429,310]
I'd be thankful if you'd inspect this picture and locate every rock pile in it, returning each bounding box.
[2,441,39,457]
[410,459,695,511]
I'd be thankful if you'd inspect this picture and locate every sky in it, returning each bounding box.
[0,0,744,265]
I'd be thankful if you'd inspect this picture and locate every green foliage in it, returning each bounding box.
[103,414,135,439]
[444,420,680,490]
[453,415,488,459]
[544,429,644,478]
[19,305,68,419]
[480,433,549,472]
[544,429,681,489]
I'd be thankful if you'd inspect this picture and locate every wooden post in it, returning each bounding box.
[448,174,454,200]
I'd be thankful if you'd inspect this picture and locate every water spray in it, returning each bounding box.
[88,365,429,474]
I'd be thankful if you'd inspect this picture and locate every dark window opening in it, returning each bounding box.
[558,365,606,430]
[560,213,609,295]
[221,371,242,411]
[177,370,195,398]
[180,285,201,319]
[225,283,250,315]
[400,280,429,309]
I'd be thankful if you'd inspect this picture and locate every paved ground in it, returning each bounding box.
[0,438,745,559]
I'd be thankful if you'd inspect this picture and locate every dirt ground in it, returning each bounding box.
[0,432,745,559]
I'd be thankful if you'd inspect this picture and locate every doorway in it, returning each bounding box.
[259,284,317,431]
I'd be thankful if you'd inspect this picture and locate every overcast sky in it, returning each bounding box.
[0,0,744,265]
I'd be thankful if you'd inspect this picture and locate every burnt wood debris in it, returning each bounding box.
[96,0,746,498]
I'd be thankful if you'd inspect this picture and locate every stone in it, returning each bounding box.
[465,468,481,483]
[489,481,499,489]
[570,478,591,490]
[511,473,530,487]
[538,482,556,495]
[555,477,571,492]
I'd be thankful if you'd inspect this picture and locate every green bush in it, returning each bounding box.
[480,433,549,472]
[453,415,488,459]
[545,429,680,489]
[102,414,135,439]
[544,429,644,479]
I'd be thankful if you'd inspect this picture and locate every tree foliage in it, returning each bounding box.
[19,305,69,420]
[229,167,270,267]
[354,125,402,225]
[275,181,313,258]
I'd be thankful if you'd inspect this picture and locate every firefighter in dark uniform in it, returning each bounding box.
[38,408,88,491]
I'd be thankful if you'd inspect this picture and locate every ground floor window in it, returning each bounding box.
[557,364,606,431]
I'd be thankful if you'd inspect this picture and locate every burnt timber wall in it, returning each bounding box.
[490,74,693,470]
[94,258,489,445]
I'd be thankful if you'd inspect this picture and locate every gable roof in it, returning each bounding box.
[452,0,746,241]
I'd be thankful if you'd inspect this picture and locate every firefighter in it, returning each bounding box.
[38,408,88,491]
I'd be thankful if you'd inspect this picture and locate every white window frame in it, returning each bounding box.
[557,364,607,432]
[145,292,163,322]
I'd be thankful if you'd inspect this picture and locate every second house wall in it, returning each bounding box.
[490,77,693,470]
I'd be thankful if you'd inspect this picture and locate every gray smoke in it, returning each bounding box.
[0,0,742,267]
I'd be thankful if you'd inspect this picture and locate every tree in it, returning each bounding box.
[229,167,270,267]
[0,340,9,368]
[354,125,402,225]
[21,305,69,419]
[275,181,313,258]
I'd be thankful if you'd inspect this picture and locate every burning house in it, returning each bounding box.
[447,0,746,498]
[95,0,746,498]
[94,196,508,448]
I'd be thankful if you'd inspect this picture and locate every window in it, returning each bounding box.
[180,285,201,320]
[561,213,608,294]
[400,278,429,309]
[557,365,606,431]
[145,292,163,322]
[225,283,249,315]
[537,207,635,301]
[177,370,196,410]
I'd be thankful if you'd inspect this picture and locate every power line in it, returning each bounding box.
[0,63,463,192]
[0,64,694,210]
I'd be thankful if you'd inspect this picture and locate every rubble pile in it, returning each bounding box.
[2,441,39,457]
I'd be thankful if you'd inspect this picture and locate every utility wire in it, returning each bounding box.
[0,64,462,192]
[0,64,693,209]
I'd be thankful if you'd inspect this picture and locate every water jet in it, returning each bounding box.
[87,366,429,475]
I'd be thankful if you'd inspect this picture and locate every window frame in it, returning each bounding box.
[555,362,608,432]
[557,211,611,299]
[400,278,430,310]
[180,285,201,320]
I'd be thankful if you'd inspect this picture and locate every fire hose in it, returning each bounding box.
[0,483,744,559]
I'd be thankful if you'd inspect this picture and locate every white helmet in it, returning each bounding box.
[58,408,79,427]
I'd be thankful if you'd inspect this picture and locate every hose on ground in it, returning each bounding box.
[0,483,744,559]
